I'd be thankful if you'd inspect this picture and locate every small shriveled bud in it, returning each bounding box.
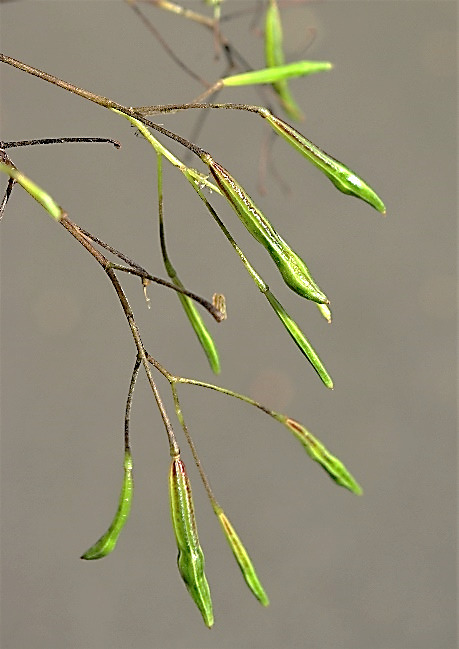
[212,293,227,320]
[81,450,133,560]
[216,508,269,606]
[169,456,214,628]
[203,154,328,305]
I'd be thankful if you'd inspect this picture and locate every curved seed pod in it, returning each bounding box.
[216,508,269,606]
[169,456,214,628]
[275,415,362,494]
[222,61,332,89]
[203,155,328,305]
[265,291,333,389]
[260,112,386,213]
[81,450,133,560]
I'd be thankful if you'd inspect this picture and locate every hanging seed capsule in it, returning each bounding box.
[260,111,386,213]
[169,456,214,628]
[216,508,269,606]
[265,290,333,389]
[81,450,134,560]
[203,154,328,305]
[172,276,221,374]
[275,415,362,494]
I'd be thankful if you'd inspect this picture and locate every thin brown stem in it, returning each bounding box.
[171,383,219,508]
[1,137,121,149]
[77,228,224,322]
[59,214,180,456]
[0,53,205,158]
[125,355,142,453]
[126,0,211,88]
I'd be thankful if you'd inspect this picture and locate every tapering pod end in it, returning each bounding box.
[80,450,134,560]
[216,509,269,606]
[169,456,214,628]
[279,416,362,495]
[261,113,386,214]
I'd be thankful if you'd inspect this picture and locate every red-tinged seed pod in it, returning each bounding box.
[169,456,214,628]
[281,417,362,494]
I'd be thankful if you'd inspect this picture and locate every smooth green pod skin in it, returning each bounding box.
[157,153,220,373]
[261,112,386,213]
[223,61,332,89]
[0,162,62,220]
[265,291,333,389]
[160,239,220,373]
[216,508,269,606]
[204,156,329,305]
[169,457,214,628]
[81,451,133,560]
[174,283,221,374]
[316,302,332,323]
[276,416,362,494]
[265,0,303,121]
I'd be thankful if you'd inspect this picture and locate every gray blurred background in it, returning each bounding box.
[1,2,456,648]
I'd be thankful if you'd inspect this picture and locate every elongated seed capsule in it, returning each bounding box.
[215,508,269,606]
[176,286,221,374]
[161,251,221,373]
[169,456,214,628]
[260,111,386,213]
[157,153,221,374]
[81,450,133,560]
[265,0,303,121]
[203,154,329,304]
[222,61,333,89]
[0,163,62,221]
[265,291,333,389]
[274,415,362,494]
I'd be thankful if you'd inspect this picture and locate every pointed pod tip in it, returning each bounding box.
[204,614,214,628]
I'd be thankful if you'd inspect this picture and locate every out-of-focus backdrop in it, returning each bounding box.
[1,2,456,648]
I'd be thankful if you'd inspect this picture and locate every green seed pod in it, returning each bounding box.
[260,112,386,213]
[265,290,333,389]
[265,0,303,121]
[316,302,332,323]
[204,155,328,304]
[170,274,221,374]
[223,61,332,90]
[81,450,134,560]
[279,416,362,494]
[216,508,269,606]
[0,162,62,221]
[169,456,214,628]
